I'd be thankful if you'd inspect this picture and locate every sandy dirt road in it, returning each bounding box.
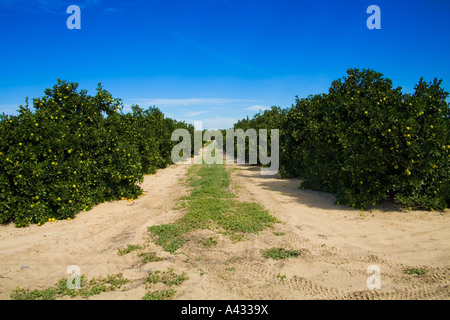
[0,160,190,299]
[0,150,449,300]
[224,164,450,299]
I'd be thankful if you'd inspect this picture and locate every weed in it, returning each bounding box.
[142,289,176,300]
[10,287,59,300]
[10,273,129,300]
[142,267,188,300]
[198,236,219,248]
[220,274,230,281]
[219,201,279,234]
[261,247,301,260]
[228,233,246,243]
[277,274,287,282]
[224,257,242,265]
[117,244,142,256]
[139,251,164,263]
[145,268,188,286]
[404,268,429,275]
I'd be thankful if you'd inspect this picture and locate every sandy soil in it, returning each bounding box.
[0,148,449,300]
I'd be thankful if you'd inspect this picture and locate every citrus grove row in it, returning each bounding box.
[1,69,449,227]
[228,68,450,211]
[0,80,195,227]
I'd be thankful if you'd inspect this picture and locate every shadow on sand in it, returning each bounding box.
[233,164,405,213]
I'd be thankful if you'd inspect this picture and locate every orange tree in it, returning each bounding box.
[297,69,408,209]
[232,68,449,210]
[298,69,449,210]
[0,79,194,227]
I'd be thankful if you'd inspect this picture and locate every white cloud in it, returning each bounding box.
[185,110,208,117]
[121,97,265,129]
[244,105,269,111]
[125,97,258,107]
[201,117,238,130]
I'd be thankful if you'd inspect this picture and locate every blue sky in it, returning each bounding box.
[1,0,449,129]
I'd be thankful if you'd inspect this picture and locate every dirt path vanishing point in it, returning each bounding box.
[0,148,449,300]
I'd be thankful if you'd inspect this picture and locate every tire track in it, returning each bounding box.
[229,254,449,300]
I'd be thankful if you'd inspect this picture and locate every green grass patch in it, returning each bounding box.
[277,273,287,282]
[117,244,142,256]
[10,273,129,300]
[142,267,188,300]
[148,164,280,253]
[10,287,59,300]
[261,247,302,260]
[220,201,278,234]
[142,289,177,300]
[117,244,164,264]
[197,236,219,248]
[144,267,189,286]
[139,251,164,263]
[403,268,429,275]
